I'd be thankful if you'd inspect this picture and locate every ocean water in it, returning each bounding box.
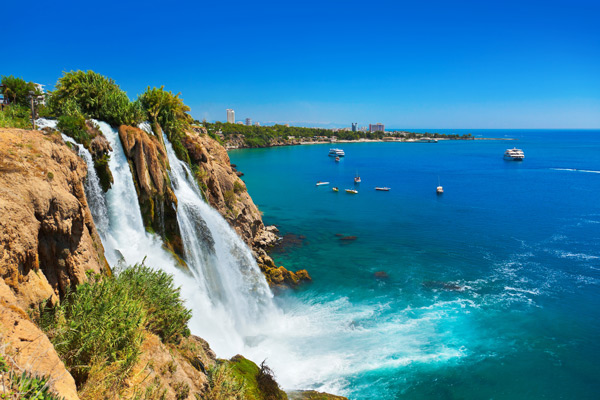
[229,130,600,400]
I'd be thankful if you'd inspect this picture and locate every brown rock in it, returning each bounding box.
[118,125,182,255]
[0,281,79,400]
[0,128,108,308]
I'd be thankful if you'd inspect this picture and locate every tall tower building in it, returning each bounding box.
[226,109,235,124]
[369,123,385,133]
[245,118,252,126]
[351,122,358,132]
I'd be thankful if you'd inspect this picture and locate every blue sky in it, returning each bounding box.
[3,0,599,128]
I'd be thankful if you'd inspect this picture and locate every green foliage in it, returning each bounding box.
[201,363,247,400]
[0,355,63,400]
[47,172,54,181]
[7,371,63,400]
[56,115,90,146]
[233,180,246,194]
[1,75,39,108]
[139,86,193,163]
[117,264,192,344]
[39,265,192,387]
[94,153,114,192]
[256,361,286,400]
[0,104,31,129]
[223,190,235,209]
[48,70,144,126]
[39,273,145,386]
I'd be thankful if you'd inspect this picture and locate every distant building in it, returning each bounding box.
[236,121,244,125]
[284,123,290,127]
[245,118,252,126]
[226,109,235,124]
[369,123,385,133]
[351,122,358,132]
[254,122,260,126]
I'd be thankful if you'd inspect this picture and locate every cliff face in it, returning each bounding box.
[181,128,311,288]
[0,127,110,399]
[118,125,183,256]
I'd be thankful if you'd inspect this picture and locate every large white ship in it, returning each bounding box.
[329,148,345,157]
[504,148,525,161]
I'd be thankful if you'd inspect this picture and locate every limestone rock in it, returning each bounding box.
[118,125,182,256]
[0,127,108,308]
[0,281,79,400]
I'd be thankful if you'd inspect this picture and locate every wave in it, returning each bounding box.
[551,168,600,174]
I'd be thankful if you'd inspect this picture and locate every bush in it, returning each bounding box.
[223,190,235,209]
[233,180,246,194]
[39,273,146,386]
[203,363,247,400]
[139,86,193,163]
[256,361,286,400]
[48,70,144,126]
[117,264,192,344]
[57,114,90,146]
[0,104,31,129]
[1,75,39,108]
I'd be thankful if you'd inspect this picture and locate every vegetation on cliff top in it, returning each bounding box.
[48,70,145,126]
[139,86,193,164]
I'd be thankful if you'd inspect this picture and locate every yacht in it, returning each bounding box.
[504,148,525,161]
[418,137,438,143]
[345,189,358,194]
[316,181,330,186]
[329,148,345,157]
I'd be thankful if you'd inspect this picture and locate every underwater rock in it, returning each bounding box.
[374,271,389,279]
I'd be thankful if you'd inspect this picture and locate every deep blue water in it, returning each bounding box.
[230,130,600,399]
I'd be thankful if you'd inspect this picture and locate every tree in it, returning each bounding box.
[1,75,38,108]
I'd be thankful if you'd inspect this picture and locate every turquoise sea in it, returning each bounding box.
[229,130,600,399]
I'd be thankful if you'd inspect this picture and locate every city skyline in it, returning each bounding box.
[2,0,599,128]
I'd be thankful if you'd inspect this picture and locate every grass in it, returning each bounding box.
[38,264,192,391]
[202,362,247,400]
[0,105,32,129]
[0,354,63,400]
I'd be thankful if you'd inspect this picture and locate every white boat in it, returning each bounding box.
[316,181,330,186]
[345,189,358,194]
[436,176,443,194]
[354,171,361,184]
[418,137,438,143]
[329,148,345,157]
[504,148,525,161]
[375,187,390,191]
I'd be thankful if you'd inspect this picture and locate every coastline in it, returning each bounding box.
[226,136,516,150]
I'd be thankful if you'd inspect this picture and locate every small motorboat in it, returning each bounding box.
[345,189,358,194]
[335,156,340,162]
[436,186,444,194]
[333,187,339,192]
[316,181,330,186]
[375,187,390,191]
[354,171,361,184]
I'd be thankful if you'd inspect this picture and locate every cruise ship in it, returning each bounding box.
[504,148,525,161]
[329,148,345,157]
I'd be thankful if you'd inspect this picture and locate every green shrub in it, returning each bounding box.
[8,371,63,400]
[0,104,32,129]
[39,273,146,386]
[256,361,286,400]
[139,86,193,163]
[1,75,39,108]
[57,114,90,146]
[48,70,144,126]
[233,180,246,194]
[223,190,235,209]
[202,363,247,400]
[117,264,192,344]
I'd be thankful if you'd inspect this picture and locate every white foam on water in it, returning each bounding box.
[551,168,600,174]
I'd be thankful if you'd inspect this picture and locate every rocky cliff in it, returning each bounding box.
[181,127,311,288]
[0,127,109,399]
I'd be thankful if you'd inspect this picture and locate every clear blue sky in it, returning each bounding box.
[3,0,599,128]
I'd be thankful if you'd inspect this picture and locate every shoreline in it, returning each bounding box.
[226,136,516,150]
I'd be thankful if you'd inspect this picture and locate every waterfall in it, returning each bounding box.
[162,134,276,337]
[37,118,109,234]
[91,120,278,355]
